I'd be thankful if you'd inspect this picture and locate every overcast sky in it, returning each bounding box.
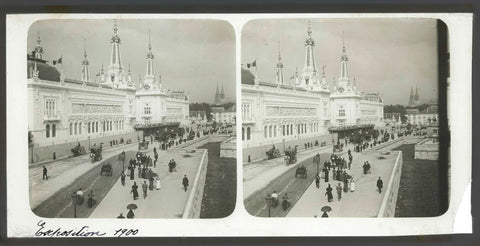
[242,18,438,105]
[28,19,235,103]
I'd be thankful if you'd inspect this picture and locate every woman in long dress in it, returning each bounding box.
[325,184,333,202]
[131,182,139,200]
[350,178,356,192]
[155,177,161,190]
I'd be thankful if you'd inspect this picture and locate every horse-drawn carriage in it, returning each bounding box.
[72,143,86,157]
[295,165,307,178]
[90,144,103,163]
[333,143,344,152]
[100,163,113,176]
[284,146,298,165]
[266,145,281,160]
[138,140,149,150]
[136,151,152,166]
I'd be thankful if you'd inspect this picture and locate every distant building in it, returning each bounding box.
[212,105,236,124]
[407,105,438,125]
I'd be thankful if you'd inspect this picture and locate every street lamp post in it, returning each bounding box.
[71,192,77,218]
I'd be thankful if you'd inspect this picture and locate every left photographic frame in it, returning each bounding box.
[25,18,237,219]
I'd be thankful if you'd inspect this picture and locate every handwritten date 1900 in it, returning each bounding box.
[114,228,139,237]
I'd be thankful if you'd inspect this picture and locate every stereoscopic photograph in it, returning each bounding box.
[27,19,236,219]
[241,18,447,218]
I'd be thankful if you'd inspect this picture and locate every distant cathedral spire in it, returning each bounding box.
[81,38,90,82]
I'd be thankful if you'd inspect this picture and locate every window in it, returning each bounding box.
[110,121,112,131]
[88,122,91,133]
[79,123,82,134]
[339,107,345,117]
[242,128,245,141]
[103,121,105,132]
[144,104,151,115]
[70,123,73,135]
[74,123,78,135]
[264,126,267,138]
[96,122,98,132]
[46,124,50,138]
[44,98,57,117]
[274,125,277,137]
[52,124,56,137]
[283,125,285,136]
[269,126,272,138]
[247,127,251,140]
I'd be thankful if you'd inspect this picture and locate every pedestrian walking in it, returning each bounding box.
[129,166,135,180]
[315,173,320,189]
[131,182,139,200]
[336,183,342,201]
[377,177,383,194]
[142,181,148,199]
[324,168,329,182]
[155,176,161,190]
[182,175,189,192]
[350,178,356,192]
[325,184,333,202]
[343,178,349,193]
[42,166,48,180]
[121,171,126,186]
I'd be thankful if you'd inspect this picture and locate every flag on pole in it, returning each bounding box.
[246,60,256,68]
[52,57,62,65]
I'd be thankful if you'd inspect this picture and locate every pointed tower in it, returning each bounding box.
[275,42,284,85]
[34,22,44,60]
[414,85,420,104]
[408,85,414,106]
[301,20,319,88]
[337,32,350,92]
[214,84,220,105]
[127,64,132,86]
[107,19,124,85]
[143,29,155,90]
[81,39,90,82]
[220,84,225,99]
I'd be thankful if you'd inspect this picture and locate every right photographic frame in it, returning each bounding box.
[241,18,450,218]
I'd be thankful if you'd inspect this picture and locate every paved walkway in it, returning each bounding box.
[243,144,341,200]
[90,146,204,218]
[29,142,143,209]
[287,138,411,217]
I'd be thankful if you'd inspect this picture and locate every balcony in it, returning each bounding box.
[43,114,60,122]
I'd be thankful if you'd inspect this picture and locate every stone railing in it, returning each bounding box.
[182,149,209,218]
[377,151,403,217]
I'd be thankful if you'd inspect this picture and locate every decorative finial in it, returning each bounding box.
[277,41,281,61]
[342,31,346,54]
[148,29,152,51]
[36,21,41,45]
[322,65,326,76]
[113,19,118,34]
[128,64,131,74]
[83,38,87,58]
[307,20,312,36]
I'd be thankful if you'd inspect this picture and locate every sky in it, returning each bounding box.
[28,19,235,103]
[242,18,438,105]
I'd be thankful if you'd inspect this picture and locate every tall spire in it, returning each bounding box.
[108,19,124,85]
[34,21,44,60]
[415,85,420,101]
[81,38,90,82]
[276,41,284,85]
[301,20,319,89]
[221,83,225,98]
[144,29,155,90]
[338,32,350,88]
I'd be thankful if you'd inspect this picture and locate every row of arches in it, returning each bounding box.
[263,122,322,139]
[241,127,251,141]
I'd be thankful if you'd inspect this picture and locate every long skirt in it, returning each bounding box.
[350,181,356,192]
[324,172,329,182]
[326,192,333,202]
[130,171,134,180]
[132,189,138,200]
